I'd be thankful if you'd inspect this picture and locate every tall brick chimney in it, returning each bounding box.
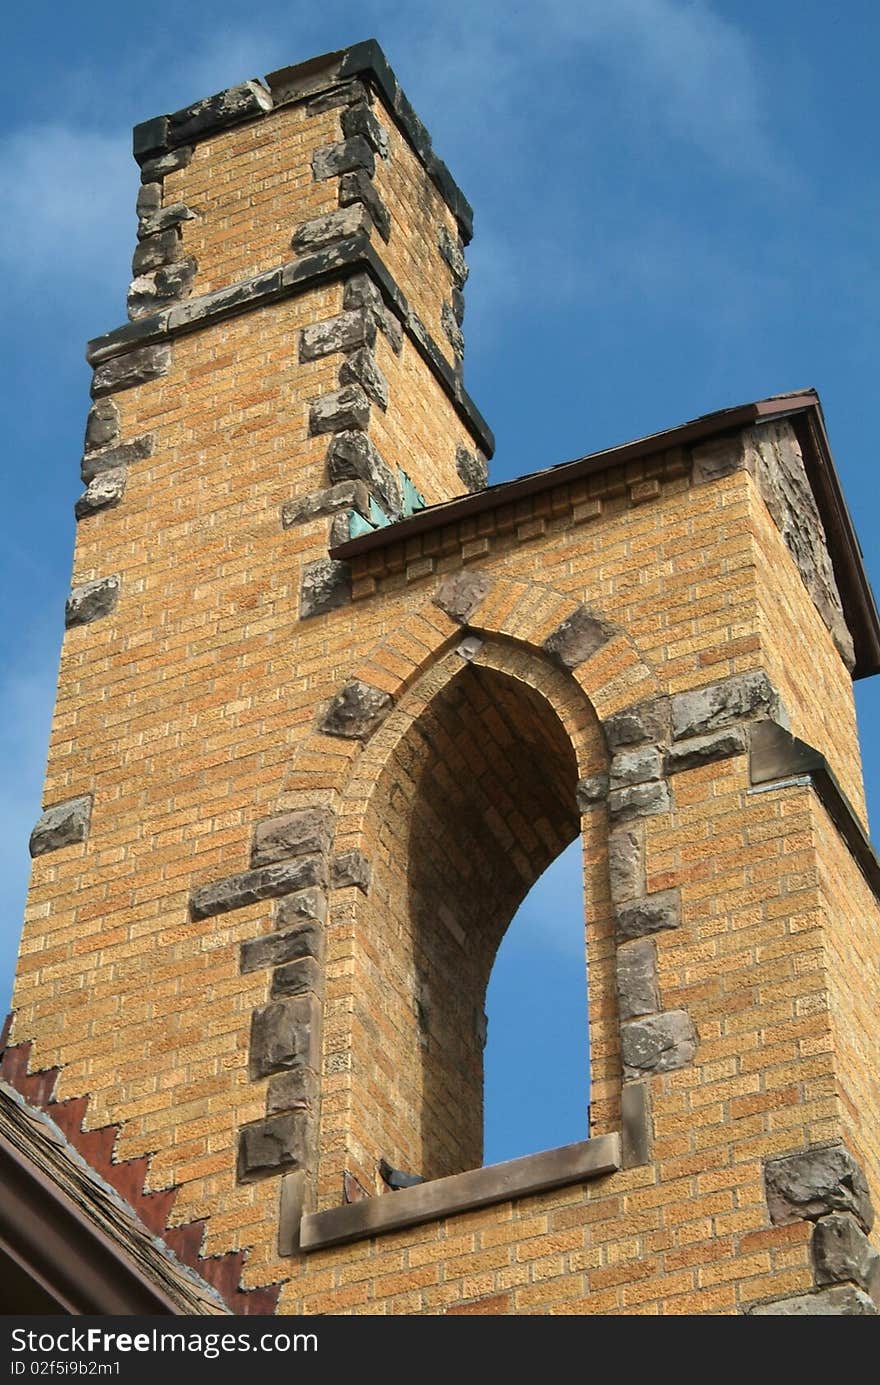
[4,41,879,1315]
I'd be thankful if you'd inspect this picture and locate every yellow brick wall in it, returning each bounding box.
[168,104,341,295]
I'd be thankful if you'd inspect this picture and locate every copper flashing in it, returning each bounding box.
[331,390,880,679]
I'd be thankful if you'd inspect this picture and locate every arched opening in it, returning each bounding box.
[483,838,589,1166]
[353,646,595,1188]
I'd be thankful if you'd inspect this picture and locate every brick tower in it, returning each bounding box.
[3,41,879,1315]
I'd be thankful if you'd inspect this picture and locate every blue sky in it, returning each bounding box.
[2,1,878,1165]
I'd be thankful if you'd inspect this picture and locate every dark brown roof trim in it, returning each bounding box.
[331,390,880,680]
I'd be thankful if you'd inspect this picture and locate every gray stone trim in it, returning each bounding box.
[91,344,171,398]
[326,432,402,517]
[433,569,492,625]
[250,808,335,868]
[249,994,321,1080]
[84,399,119,452]
[608,780,671,823]
[338,170,391,242]
[299,557,352,619]
[85,237,494,457]
[65,575,120,628]
[275,887,327,928]
[543,606,616,671]
[298,308,376,361]
[138,145,193,184]
[281,480,370,529]
[610,746,662,788]
[764,1144,874,1233]
[330,850,371,894]
[576,774,609,812]
[615,890,681,942]
[621,1009,697,1078]
[604,697,671,752]
[133,81,272,163]
[338,346,388,409]
[744,1142,879,1314]
[29,795,92,858]
[312,135,375,182]
[128,259,197,321]
[189,856,325,920]
[137,202,195,239]
[671,670,783,740]
[319,680,392,740]
[132,228,183,276]
[620,1081,652,1169]
[237,1111,313,1183]
[438,224,468,286]
[454,444,487,494]
[748,1285,876,1315]
[240,920,325,974]
[308,383,371,436]
[291,205,371,254]
[616,939,659,1020]
[81,435,154,484]
[341,103,389,158]
[664,727,746,775]
[296,1133,621,1252]
[75,468,127,520]
[441,300,464,359]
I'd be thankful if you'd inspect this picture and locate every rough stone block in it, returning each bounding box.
[135,182,162,218]
[609,746,663,788]
[621,1010,697,1077]
[608,780,671,822]
[139,146,193,182]
[299,308,375,362]
[326,432,402,515]
[812,1212,877,1289]
[29,796,92,858]
[300,557,351,619]
[454,444,488,493]
[291,205,371,255]
[168,80,272,145]
[331,850,371,894]
[575,774,609,811]
[604,697,671,750]
[271,957,323,998]
[616,939,659,1021]
[75,468,127,520]
[132,228,182,276]
[339,347,388,408]
[81,435,153,484]
[281,480,369,529]
[249,994,320,1080]
[433,568,492,625]
[319,681,392,740]
[266,1068,319,1115]
[438,224,468,286]
[615,889,680,941]
[749,1285,876,1316]
[91,344,171,397]
[665,727,746,775]
[240,920,325,974]
[83,399,120,452]
[341,103,389,156]
[237,1111,311,1183]
[137,202,195,239]
[274,888,327,931]
[190,857,325,920]
[608,824,644,903]
[309,385,371,437]
[765,1145,874,1233]
[312,135,375,181]
[544,606,616,670]
[338,170,391,241]
[441,300,464,357]
[671,671,781,740]
[251,808,334,867]
[690,434,746,484]
[65,575,120,628]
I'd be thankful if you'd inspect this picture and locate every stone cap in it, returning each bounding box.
[132,39,474,243]
[332,389,880,681]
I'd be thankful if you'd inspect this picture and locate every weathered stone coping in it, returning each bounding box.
[85,235,493,456]
[133,39,474,242]
[749,720,880,899]
[298,1133,621,1252]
